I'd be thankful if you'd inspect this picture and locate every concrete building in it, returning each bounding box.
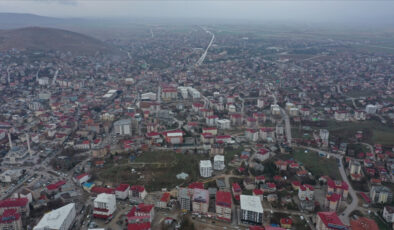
[115,184,130,200]
[0,209,22,230]
[192,189,209,214]
[216,119,231,129]
[216,191,232,221]
[34,203,76,230]
[240,195,263,225]
[199,160,212,178]
[316,212,347,230]
[365,104,378,114]
[113,119,132,135]
[213,155,225,171]
[178,188,193,211]
[319,129,329,148]
[370,186,392,204]
[383,206,394,223]
[93,193,116,219]
[298,185,314,201]
[349,160,363,181]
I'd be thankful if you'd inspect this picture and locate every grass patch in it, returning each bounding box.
[134,150,176,163]
[224,147,244,163]
[292,148,341,180]
[94,151,207,191]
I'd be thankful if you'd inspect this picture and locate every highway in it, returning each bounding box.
[196,26,215,66]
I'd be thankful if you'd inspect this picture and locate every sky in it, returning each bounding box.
[1,1,394,25]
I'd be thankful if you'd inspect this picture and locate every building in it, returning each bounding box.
[216,119,231,129]
[240,195,263,224]
[325,193,341,211]
[0,198,29,217]
[232,183,242,201]
[113,119,132,135]
[327,179,348,199]
[178,188,193,211]
[319,129,329,148]
[365,104,378,114]
[350,217,378,230]
[280,218,293,229]
[192,189,209,214]
[0,169,23,183]
[0,209,22,230]
[163,130,183,144]
[34,203,76,230]
[298,185,314,201]
[93,193,116,219]
[383,206,394,223]
[349,160,363,181]
[216,191,232,221]
[74,173,90,185]
[316,212,347,230]
[156,193,170,209]
[130,185,147,200]
[370,186,392,204]
[199,160,213,178]
[115,184,130,200]
[213,155,225,171]
[126,203,155,224]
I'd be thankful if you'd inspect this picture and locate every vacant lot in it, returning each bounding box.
[95,150,206,191]
[292,148,340,180]
[308,120,394,146]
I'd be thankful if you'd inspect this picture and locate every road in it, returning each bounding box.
[299,146,358,225]
[269,90,292,145]
[196,26,215,66]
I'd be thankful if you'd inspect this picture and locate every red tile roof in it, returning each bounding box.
[0,198,28,208]
[130,185,145,192]
[350,217,378,230]
[160,192,170,202]
[115,184,130,192]
[91,186,115,194]
[46,180,66,191]
[216,191,232,208]
[188,182,204,189]
[0,209,21,224]
[317,212,346,228]
[128,222,151,230]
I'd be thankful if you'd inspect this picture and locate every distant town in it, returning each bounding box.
[0,22,393,230]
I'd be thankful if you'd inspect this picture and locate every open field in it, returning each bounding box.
[94,150,207,191]
[307,120,394,146]
[291,148,341,180]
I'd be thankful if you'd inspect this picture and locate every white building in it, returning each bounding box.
[113,119,132,135]
[240,195,263,224]
[257,98,265,108]
[216,119,231,129]
[213,155,225,171]
[319,129,329,148]
[298,185,314,201]
[199,160,213,178]
[271,104,280,115]
[365,104,378,114]
[0,169,23,183]
[383,206,394,223]
[34,203,76,230]
[187,87,201,99]
[115,184,130,200]
[141,92,157,101]
[178,87,189,99]
[93,193,116,219]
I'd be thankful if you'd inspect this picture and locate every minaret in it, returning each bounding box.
[8,132,13,148]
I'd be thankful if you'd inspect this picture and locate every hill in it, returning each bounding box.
[0,13,70,29]
[0,27,120,56]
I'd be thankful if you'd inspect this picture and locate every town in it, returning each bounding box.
[0,21,393,230]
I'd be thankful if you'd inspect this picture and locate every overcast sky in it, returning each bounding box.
[1,1,394,25]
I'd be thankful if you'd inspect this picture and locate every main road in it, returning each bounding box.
[196,26,215,66]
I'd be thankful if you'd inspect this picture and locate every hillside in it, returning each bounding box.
[0,27,121,56]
